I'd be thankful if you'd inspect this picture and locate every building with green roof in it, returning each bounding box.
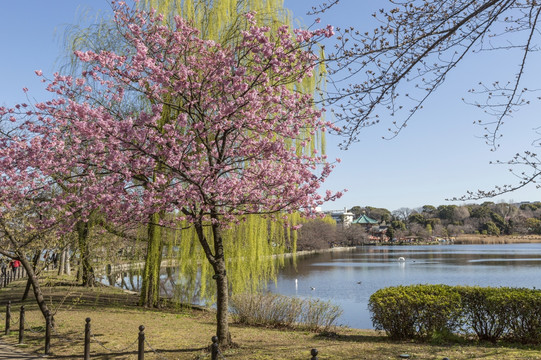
[351,213,390,242]
[352,214,378,225]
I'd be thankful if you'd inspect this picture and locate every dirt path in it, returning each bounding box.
[0,341,44,359]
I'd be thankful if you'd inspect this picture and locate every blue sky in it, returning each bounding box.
[1,1,539,212]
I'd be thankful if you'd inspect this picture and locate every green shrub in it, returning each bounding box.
[230,292,342,332]
[369,285,541,344]
[368,285,462,340]
[457,286,541,344]
[456,286,510,343]
[502,288,541,344]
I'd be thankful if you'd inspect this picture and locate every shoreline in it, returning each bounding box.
[279,245,359,258]
[105,235,541,273]
[452,234,541,244]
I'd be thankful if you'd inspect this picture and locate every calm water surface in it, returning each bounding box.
[103,244,541,329]
[267,244,541,329]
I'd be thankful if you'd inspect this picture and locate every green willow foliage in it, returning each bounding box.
[140,0,327,155]
[62,0,329,306]
[136,0,328,304]
[163,214,299,304]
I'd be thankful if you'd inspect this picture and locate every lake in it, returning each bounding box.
[102,243,541,329]
[265,244,541,329]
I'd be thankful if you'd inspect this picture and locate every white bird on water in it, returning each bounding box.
[310,287,316,290]
[398,257,406,262]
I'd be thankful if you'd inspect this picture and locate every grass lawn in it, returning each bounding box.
[1,275,541,359]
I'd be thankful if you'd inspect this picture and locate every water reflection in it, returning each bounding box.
[102,244,541,329]
[267,244,541,329]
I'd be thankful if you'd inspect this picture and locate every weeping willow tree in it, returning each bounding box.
[60,0,327,308]
[140,0,327,154]
[137,0,327,301]
[164,213,299,305]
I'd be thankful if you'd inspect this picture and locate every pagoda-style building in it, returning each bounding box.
[352,214,379,226]
[352,213,389,242]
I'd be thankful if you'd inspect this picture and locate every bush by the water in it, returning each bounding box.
[299,298,344,331]
[458,286,541,344]
[230,293,343,332]
[369,284,541,344]
[368,285,462,340]
[456,286,509,342]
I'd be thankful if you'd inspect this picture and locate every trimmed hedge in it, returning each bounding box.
[456,286,509,342]
[502,288,541,344]
[368,285,462,340]
[369,285,541,344]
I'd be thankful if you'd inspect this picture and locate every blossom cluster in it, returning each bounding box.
[0,1,341,231]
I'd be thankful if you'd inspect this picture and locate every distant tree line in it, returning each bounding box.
[388,202,541,239]
[296,202,541,251]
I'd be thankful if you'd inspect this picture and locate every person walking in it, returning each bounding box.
[10,259,21,277]
[52,253,58,269]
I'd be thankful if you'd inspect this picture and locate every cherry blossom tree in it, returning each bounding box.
[1,2,339,345]
[0,119,64,324]
[62,0,331,307]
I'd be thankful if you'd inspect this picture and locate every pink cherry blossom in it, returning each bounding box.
[0,4,341,343]
[2,0,341,232]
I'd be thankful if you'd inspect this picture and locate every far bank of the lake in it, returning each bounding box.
[452,234,541,244]
[367,234,541,246]
[297,235,541,254]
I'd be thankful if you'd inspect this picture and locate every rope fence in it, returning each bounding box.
[1,302,321,359]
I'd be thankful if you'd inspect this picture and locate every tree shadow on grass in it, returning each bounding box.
[49,346,208,359]
[313,331,388,343]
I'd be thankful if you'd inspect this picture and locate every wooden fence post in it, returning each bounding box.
[211,336,219,360]
[138,325,145,360]
[5,301,10,335]
[84,318,91,360]
[18,305,25,344]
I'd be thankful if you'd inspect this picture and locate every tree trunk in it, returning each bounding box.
[76,221,95,287]
[22,251,40,301]
[194,217,232,347]
[76,260,82,282]
[64,244,71,276]
[57,248,66,276]
[139,212,163,307]
[213,255,231,347]
[17,254,54,326]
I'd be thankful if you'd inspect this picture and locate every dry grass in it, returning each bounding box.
[1,275,541,359]
[453,234,541,244]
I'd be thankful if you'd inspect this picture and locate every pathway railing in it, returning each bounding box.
[0,302,321,359]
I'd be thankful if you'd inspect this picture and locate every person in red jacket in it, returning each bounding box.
[10,259,21,275]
